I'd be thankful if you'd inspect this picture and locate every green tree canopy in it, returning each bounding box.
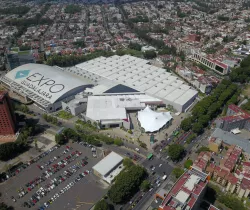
[0,142,28,161]
[65,5,81,14]
[196,146,210,154]
[180,118,192,131]
[108,165,147,204]
[184,160,193,169]
[168,144,185,161]
[128,42,142,51]
[0,202,14,210]
[172,167,184,179]
[123,158,134,168]
[55,134,66,145]
[140,180,151,191]
[143,50,157,59]
[192,123,203,134]
[94,199,109,210]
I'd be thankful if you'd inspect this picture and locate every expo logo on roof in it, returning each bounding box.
[24,73,65,93]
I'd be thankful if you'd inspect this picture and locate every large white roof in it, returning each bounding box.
[86,94,162,121]
[92,152,123,177]
[4,64,89,104]
[70,55,198,111]
[138,106,172,132]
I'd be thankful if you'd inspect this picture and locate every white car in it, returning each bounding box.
[152,167,155,171]
[159,164,162,167]
[44,203,49,208]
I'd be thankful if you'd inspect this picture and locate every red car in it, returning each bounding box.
[82,163,85,167]
[66,146,70,149]
[27,188,31,191]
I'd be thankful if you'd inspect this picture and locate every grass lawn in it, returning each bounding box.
[18,50,30,55]
[11,47,19,52]
[56,110,73,120]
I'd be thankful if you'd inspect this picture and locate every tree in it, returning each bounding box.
[0,202,14,210]
[55,134,66,145]
[184,160,193,169]
[192,123,203,134]
[123,158,134,168]
[73,40,85,48]
[65,5,81,14]
[108,165,147,204]
[172,167,184,179]
[63,128,79,141]
[180,117,192,131]
[168,144,185,161]
[114,138,123,146]
[196,146,210,154]
[143,50,157,59]
[186,133,197,144]
[0,142,28,161]
[140,180,151,191]
[128,42,142,51]
[94,199,109,210]
[198,115,210,126]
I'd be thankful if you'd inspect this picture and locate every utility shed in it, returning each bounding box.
[92,152,124,184]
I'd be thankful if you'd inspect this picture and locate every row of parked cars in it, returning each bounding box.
[38,170,89,210]
[2,145,60,182]
[25,148,83,195]
[22,154,89,208]
[39,146,73,170]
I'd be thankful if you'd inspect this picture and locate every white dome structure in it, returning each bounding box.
[138,106,172,132]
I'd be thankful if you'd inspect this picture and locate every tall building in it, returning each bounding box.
[0,91,16,136]
[5,50,35,71]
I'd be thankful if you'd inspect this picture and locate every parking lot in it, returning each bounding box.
[0,141,108,210]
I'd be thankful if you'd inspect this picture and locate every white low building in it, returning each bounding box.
[138,106,172,132]
[85,94,162,129]
[92,152,124,184]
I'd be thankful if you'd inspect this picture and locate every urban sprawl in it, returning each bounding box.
[0,1,250,210]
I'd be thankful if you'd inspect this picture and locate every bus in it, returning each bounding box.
[147,153,153,160]
[173,131,179,136]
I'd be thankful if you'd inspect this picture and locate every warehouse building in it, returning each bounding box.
[84,94,163,129]
[92,151,123,184]
[0,64,92,112]
[63,55,198,112]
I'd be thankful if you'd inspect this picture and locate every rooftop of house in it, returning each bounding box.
[228,104,250,117]
[240,177,250,190]
[221,145,242,172]
[225,173,238,185]
[193,151,212,172]
[160,168,208,210]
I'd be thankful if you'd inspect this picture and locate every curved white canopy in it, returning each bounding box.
[138,106,172,132]
[5,64,89,104]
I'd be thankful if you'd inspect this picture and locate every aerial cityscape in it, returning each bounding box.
[0,0,250,210]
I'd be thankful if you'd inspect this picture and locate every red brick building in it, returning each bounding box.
[0,91,16,135]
